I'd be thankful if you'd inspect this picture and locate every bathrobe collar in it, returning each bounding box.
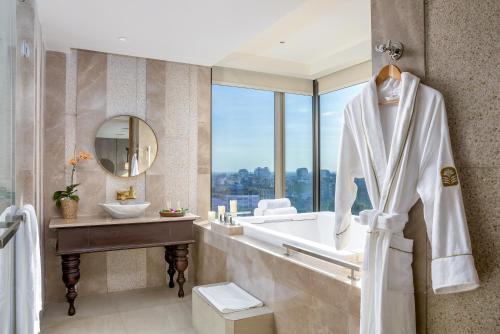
[361,72,420,210]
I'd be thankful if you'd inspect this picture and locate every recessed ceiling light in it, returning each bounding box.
[118,37,127,42]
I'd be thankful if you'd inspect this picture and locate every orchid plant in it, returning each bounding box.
[53,151,93,208]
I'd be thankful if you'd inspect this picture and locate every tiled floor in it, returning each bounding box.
[41,284,197,334]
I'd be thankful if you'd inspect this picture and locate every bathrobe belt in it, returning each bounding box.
[359,210,408,234]
[359,210,413,271]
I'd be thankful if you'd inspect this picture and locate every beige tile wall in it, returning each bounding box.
[43,49,211,303]
[424,1,499,333]
[44,51,68,304]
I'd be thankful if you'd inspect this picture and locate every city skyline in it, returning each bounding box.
[212,166,371,214]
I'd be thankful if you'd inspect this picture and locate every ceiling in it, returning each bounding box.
[37,0,371,79]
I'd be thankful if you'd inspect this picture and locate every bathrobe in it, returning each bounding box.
[334,72,480,334]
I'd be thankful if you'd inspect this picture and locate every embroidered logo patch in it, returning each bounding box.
[441,167,459,187]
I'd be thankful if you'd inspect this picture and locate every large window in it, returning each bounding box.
[319,83,372,214]
[211,82,371,215]
[211,85,275,213]
[285,93,313,212]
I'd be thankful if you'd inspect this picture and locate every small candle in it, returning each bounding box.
[208,211,216,222]
[230,200,238,213]
[217,205,225,219]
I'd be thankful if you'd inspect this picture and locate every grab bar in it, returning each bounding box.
[0,215,23,249]
[253,215,318,224]
[283,242,360,281]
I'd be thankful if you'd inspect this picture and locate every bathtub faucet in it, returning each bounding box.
[223,212,235,225]
[220,211,250,225]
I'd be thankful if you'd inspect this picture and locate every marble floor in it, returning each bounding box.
[41,284,197,334]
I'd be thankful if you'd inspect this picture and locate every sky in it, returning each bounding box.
[212,83,365,173]
[319,83,365,172]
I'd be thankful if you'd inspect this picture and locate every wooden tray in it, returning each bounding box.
[159,211,186,218]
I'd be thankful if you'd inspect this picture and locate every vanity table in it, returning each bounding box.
[49,213,198,316]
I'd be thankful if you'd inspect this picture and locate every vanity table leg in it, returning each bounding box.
[61,254,81,316]
[165,246,176,288]
[174,244,189,298]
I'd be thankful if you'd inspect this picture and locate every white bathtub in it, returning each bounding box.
[235,211,367,263]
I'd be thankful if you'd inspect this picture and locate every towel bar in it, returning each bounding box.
[0,215,23,249]
[283,242,361,281]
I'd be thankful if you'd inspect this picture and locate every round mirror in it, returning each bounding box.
[95,116,158,177]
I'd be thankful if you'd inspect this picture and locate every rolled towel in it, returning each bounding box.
[253,208,264,216]
[257,198,291,210]
[263,207,297,216]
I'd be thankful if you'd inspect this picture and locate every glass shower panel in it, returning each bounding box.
[0,0,15,211]
[0,0,16,332]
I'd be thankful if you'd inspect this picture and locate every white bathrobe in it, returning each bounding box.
[334,72,480,334]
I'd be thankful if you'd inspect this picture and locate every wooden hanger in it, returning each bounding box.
[375,64,401,105]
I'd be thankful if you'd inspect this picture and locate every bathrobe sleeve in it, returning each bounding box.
[417,94,480,294]
[334,109,364,249]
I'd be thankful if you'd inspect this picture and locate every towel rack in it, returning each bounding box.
[0,214,23,249]
[283,242,361,281]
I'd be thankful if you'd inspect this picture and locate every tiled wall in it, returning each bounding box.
[424,0,499,333]
[194,225,361,334]
[43,49,211,303]
[372,0,499,333]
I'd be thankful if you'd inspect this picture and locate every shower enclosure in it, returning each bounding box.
[0,0,15,211]
[0,0,17,332]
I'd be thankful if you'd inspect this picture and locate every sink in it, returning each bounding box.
[99,201,151,219]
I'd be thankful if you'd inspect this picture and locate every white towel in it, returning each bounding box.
[198,283,263,314]
[257,198,291,210]
[130,153,139,176]
[253,207,264,216]
[15,204,42,334]
[0,206,17,334]
[254,206,298,216]
[263,207,297,216]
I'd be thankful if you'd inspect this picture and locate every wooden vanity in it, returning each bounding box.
[49,213,198,316]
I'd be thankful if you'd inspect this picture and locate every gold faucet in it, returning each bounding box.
[116,186,136,201]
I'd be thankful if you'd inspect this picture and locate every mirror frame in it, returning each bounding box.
[94,115,159,178]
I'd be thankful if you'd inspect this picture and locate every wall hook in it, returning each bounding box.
[21,40,30,58]
[375,40,404,61]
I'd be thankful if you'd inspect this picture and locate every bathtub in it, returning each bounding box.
[235,211,367,264]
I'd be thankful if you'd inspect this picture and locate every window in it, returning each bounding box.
[211,82,371,216]
[211,85,275,213]
[319,83,372,214]
[284,93,313,212]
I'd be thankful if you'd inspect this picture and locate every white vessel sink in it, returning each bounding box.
[99,201,151,219]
